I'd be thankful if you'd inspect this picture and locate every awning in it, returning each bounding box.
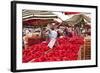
[65,14,91,25]
[22,10,58,21]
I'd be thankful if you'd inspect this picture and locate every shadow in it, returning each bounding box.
[7,68,19,73]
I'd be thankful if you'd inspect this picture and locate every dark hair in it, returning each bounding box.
[51,27,54,30]
[28,29,31,32]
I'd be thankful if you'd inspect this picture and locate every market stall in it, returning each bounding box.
[22,10,91,63]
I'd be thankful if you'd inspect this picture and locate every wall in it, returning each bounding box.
[0,0,99,73]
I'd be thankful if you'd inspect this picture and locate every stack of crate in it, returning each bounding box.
[78,36,91,60]
[84,36,91,60]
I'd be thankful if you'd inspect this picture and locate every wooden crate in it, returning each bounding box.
[78,36,91,60]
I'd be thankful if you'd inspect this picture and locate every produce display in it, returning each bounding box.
[22,36,84,63]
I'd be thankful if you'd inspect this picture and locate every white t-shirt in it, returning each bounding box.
[48,30,58,48]
[49,30,58,39]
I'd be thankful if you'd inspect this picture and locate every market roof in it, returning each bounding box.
[22,10,58,21]
[65,14,91,25]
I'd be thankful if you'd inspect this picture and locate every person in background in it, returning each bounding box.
[67,26,73,37]
[23,29,32,49]
[63,27,68,36]
[43,27,50,43]
[75,26,81,36]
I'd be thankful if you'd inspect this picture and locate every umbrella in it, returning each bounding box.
[65,14,91,26]
[22,10,58,21]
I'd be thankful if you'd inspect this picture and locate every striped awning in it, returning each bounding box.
[22,10,58,21]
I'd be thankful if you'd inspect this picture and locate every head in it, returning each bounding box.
[25,29,31,34]
[52,23,56,26]
[51,27,54,30]
[51,23,56,27]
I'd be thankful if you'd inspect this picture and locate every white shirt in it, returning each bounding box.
[49,30,58,39]
[48,30,58,48]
